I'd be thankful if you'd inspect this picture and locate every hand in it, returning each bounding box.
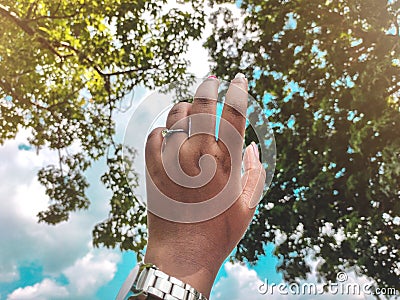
[144,74,265,298]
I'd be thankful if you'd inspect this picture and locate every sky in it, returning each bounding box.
[0,2,395,300]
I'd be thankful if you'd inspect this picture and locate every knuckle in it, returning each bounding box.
[194,97,216,108]
[224,101,245,117]
[183,139,219,157]
[147,128,162,142]
[167,102,190,127]
[168,103,185,117]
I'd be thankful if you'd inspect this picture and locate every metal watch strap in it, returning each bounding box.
[131,263,208,300]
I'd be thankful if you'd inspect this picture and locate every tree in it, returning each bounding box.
[0,0,205,255]
[205,0,400,291]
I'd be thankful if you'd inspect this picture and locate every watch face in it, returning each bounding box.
[116,264,140,300]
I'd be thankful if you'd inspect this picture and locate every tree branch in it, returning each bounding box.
[0,4,154,89]
[26,2,85,22]
[0,78,48,110]
[47,82,88,111]
[0,4,64,58]
[25,0,39,19]
[51,41,155,77]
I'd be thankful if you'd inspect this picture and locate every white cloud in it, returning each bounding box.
[212,263,268,300]
[1,3,218,299]
[211,261,384,300]
[0,129,121,299]
[64,250,120,298]
[6,249,119,300]
[7,279,68,300]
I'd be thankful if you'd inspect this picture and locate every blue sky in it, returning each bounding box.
[0,8,285,295]
[0,86,285,299]
[0,2,389,300]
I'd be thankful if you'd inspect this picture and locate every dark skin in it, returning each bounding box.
[140,75,265,298]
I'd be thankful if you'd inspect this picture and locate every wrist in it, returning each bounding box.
[144,244,221,298]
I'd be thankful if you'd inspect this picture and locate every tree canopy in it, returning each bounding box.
[206,0,400,291]
[1,0,399,294]
[0,0,204,254]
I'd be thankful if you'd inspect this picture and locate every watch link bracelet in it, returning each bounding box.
[116,263,208,300]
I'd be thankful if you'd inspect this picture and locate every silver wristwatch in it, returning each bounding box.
[116,263,208,300]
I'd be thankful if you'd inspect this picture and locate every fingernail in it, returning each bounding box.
[235,72,246,79]
[251,142,259,160]
[208,75,218,79]
[232,73,247,84]
[243,144,252,167]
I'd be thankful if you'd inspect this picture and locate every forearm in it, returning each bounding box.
[127,73,259,300]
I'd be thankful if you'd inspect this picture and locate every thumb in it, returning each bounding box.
[241,142,266,209]
[227,142,266,245]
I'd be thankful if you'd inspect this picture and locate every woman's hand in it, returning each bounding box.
[144,74,265,298]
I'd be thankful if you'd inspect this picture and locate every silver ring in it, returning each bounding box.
[161,128,186,150]
[162,116,192,139]
[161,128,186,138]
